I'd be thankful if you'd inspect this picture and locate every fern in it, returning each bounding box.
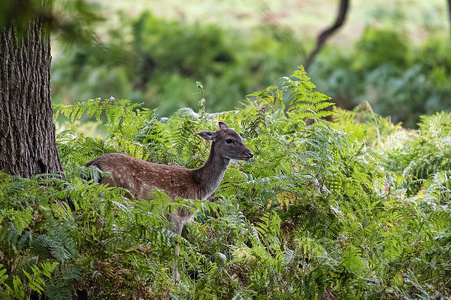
[284,66,334,120]
[4,67,451,297]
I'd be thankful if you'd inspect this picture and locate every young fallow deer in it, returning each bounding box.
[84,121,253,280]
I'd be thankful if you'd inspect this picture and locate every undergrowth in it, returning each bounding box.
[51,8,451,128]
[1,67,451,299]
[309,28,451,128]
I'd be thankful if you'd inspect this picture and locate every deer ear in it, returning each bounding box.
[218,122,229,130]
[195,131,217,141]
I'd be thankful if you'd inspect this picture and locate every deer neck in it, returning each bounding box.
[193,143,230,199]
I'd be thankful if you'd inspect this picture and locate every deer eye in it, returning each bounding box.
[226,138,233,144]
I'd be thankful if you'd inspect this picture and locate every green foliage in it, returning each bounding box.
[50,8,451,128]
[309,27,451,128]
[51,11,301,116]
[2,67,451,298]
[353,27,409,71]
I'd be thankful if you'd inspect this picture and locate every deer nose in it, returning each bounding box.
[247,150,254,158]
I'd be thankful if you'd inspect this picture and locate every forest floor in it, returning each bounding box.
[100,0,448,45]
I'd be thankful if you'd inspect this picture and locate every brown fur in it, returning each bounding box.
[86,153,201,200]
[84,122,253,280]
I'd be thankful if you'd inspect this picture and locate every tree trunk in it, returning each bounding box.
[304,0,350,71]
[0,0,62,178]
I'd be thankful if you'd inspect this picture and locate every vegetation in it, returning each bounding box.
[310,28,451,128]
[51,9,451,128]
[1,67,451,298]
[51,11,301,115]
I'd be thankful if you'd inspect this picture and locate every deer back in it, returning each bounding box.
[84,122,253,202]
[85,153,202,200]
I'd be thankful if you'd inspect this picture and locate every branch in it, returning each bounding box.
[304,0,350,71]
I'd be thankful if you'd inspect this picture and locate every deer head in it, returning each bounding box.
[195,121,253,162]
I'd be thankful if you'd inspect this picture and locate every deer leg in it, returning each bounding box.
[170,214,184,282]
[172,243,180,282]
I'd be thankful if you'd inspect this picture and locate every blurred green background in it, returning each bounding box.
[51,0,451,128]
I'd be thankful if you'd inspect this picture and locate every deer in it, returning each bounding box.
[83,121,253,281]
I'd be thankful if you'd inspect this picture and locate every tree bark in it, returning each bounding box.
[0,0,62,178]
[304,0,350,71]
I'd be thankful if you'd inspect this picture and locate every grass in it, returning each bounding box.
[97,0,449,44]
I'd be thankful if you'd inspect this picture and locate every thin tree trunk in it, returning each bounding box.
[304,0,350,71]
[0,0,62,178]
